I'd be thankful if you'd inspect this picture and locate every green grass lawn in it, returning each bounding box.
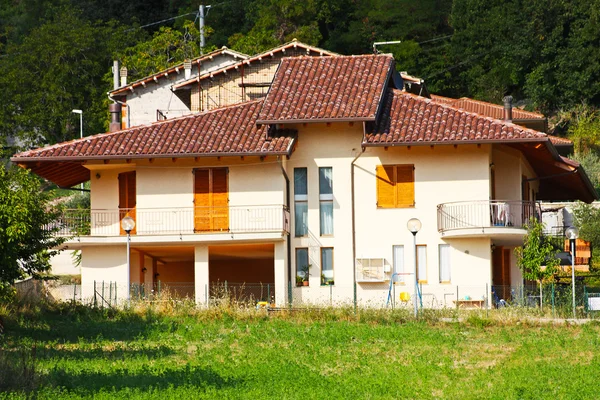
[1,304,599,399]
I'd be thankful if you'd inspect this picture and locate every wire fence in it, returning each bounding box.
[14,279,600,319]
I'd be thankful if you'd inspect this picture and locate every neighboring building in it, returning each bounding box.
[171,40,337,113]
[12,54,597,308]
[109,47,249,128]
[109,40,337,129]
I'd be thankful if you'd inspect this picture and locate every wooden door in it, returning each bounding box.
[194,168,229,232]
[492,246,511,300]
[118,171,136,235]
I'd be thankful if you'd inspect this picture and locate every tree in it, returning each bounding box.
[572,202,600,270]
[0,165,65,286]
[515,218,560,311]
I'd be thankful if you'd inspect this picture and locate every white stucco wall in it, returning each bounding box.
[81,245,128,302]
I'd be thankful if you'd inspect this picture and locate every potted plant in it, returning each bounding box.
[299,264,311,286]
[296,275,304,287]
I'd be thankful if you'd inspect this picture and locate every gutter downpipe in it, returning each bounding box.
[351,128,366,312]
[108,94,131,129]
[279,156,292,306]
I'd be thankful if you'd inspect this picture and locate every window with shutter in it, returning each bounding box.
[118,171,136,235]
[194,168,229,232]
[376,164,414,208]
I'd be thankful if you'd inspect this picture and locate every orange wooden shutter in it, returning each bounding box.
[118,171,136,235]
[396,165,414,207]
[212,168,229,231]
[194,169,210,232]
[376,165,395,208]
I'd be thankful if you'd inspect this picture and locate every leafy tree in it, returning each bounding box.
[0,165,66,286]
[572,202,600,270]
[515,218,560,311]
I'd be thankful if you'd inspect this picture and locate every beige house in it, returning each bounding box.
[12,54,596,308]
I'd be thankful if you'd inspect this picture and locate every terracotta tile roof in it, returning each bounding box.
[430,94,544,120]
[256,54,395,124]
[13,100,296,162]
[109,47,249,96]
[364,90,548,145]
[548,135,573,146]
[172,40,338,90]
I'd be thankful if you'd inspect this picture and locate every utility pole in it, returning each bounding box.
[199,4,211,55]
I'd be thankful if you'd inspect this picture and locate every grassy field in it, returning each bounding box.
[1,303,599,399]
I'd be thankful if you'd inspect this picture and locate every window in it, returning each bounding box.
[417,245,427,283]
[294,168,308,236]
[393,245,405,283]
[296,248,309,281]
[319,167,333,235]
[321,248,334,284]
[439,244,451,283]
[376,165,414,208]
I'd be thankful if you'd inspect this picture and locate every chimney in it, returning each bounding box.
[120,66,128,87]
[113,60,120,90]
[109,103,121,132]
[184,59,192,80]
[503,96,513,122]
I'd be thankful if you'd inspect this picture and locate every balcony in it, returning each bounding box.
[437,200,540,240]
[51,205,290,242]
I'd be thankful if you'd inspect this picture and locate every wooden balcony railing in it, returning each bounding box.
[50,205,290,237]
[437,200,540,233]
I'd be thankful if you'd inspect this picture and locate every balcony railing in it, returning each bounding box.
[51,205,290,237]
[437,200,540,233]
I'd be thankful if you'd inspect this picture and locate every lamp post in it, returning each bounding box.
[565,226,579,318]
[72,109,83,189]
[121,216,135,302]
[407,218,422,318]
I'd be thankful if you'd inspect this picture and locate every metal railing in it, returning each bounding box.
[51,205,290,237]
[437,200,540,232]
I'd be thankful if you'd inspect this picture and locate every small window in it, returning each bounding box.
[417,245,427,283]
[319,167,333,236]
[376,165,414,208]
[393,245,405,283]
[296,248,309,282]
[321,247,334,285]
[439,244,451,283]
[294,168,308,237]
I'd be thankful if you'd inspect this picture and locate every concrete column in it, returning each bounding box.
[274,241,288,306]
[194,245,209,305]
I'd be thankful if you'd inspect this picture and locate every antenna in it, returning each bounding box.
[199,4,212,55]
[373,40,402,54]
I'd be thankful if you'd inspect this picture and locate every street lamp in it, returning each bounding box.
[72,109,83,189]
[566,226,579,318]
[121,216,135,302]
[407,218,422,318]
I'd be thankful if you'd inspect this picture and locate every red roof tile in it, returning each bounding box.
[430,94,544,120]
[548,135,573,146]
[13,100,296,162]
[364,90,548,145]
[256,54,395,124]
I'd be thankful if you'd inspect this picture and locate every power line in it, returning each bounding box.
[125,12,198,32]
[417,35,453,45]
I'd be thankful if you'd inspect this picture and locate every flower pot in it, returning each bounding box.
[302,281,309,286]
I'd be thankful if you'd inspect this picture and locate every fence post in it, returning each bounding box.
[551,282,555,318]
[330,284,333,306]
[456,285,459,315]
[94,280,97,307]
[115,282,118,306]
[158,280,161,296]
[288,281,292,308]
[205,283,208,306]
[102,280,105,309]
[485,283,489,318]
[353,281,357,313]
[267,284,271,303]
[73,284,77,303]
[109,282,113,307]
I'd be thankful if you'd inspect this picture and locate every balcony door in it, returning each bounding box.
[194,168,229,232]
[118,171,136,235]
[492,246,511,300]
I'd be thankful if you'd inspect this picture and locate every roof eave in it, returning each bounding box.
[361,137,549,147]
[257,117,376,125]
